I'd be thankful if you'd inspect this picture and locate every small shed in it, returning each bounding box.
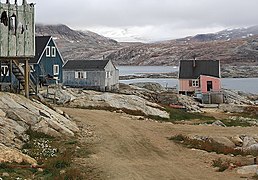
[30,36,64,85]
[63,59,119,91]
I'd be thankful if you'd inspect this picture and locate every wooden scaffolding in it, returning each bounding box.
[0,0,35,98]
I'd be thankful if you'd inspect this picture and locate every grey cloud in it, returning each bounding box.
[31,0,258,40]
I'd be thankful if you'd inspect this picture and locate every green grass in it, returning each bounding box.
[220,118,252,127]
[212,158,231,172]
[212,158,242,172]
[10,129,87,179]
[165,106,216,122]
[25,128,55,140]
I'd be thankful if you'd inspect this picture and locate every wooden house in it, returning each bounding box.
[0,0,35,97]
[62,60,119,91]
[178,60,221,95]
[30,36,64,85]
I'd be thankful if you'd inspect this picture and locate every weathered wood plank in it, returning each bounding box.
[0,2,34,58]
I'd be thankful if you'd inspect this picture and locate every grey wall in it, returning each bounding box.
[63,61,119,91]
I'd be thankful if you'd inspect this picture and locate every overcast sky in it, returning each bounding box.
[31,0,258,42]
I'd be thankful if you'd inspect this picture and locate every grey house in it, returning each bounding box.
[62,60,119,91]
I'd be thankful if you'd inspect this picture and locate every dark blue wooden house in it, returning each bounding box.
[30,36,64,84]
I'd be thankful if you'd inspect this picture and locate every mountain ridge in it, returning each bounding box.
[35,24,258,66]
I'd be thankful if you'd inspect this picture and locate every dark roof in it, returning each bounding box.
[30,36,51,64]
[63,60,110,70]
[179,60,220,79]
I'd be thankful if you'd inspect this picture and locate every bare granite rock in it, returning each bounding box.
[242,136,257,148]
[0,143,36,165]
[237,165,258,175]
[230,135,243,147]
[69,90,169,119]
[0,92,79,149]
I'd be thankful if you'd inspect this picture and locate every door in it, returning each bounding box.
[207,81,213,92]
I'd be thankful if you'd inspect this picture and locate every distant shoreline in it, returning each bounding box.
[119,65,258,80]
[119,73,258,80]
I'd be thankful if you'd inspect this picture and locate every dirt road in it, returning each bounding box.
[61,108,258,180]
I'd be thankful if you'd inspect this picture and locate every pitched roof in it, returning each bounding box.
[179,60,220,79]
[30,36,51,64]
[63,60,110,70]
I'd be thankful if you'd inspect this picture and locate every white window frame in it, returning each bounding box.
[192,80,199,87]
[106,71,111,78]
[30,65,35,73]
[51,46,56,57]
[1,65,9,76]
[75,71,86,79]
[53,65,59,75]
[46,46,51,57]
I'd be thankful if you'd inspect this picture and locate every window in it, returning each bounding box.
[106,71,111,78]
[30,65,35,73]
[75,71,86,79]
[9,14,17,35]
[46,46,51,57]
[192,80,199,87]
[1,65,9,76]
[1,11,8,26]
[53,65,59,75]
[51,47,56,57]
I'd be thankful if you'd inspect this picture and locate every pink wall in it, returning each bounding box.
[179,79,200,92]
[200,75,221,93]
[179,75,221,93]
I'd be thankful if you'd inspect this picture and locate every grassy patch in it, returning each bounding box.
[220,118,253,127]
[212,158,231,172]
[212,158,242,172]
[165,106,216,122]
[7,129,89,179]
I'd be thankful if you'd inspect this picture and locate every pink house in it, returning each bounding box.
[178,60,221,95]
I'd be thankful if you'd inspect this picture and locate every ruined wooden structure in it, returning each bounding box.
[0,0,35,97]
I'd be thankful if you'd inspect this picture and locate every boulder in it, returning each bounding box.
[32,119,61,137]
[0,143,36,165]
[212,136,235,148]
[130,82,165,92]
[0,92,79,150]
[0,109,6,117]
[211,120,226,127]
[230,135,243,146]
[236,165,258,175]
[245,144,258,152]
[69,91,170,119]
[2,172,10,177]
[242,136,257,148]
[219,104,245,113]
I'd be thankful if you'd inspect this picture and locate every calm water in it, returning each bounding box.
[118,66,258,94]
[118,66,178,76]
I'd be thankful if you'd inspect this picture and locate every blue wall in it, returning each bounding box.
[32,39,63,84]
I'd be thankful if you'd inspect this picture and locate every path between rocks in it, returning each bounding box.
[61,107,258,180]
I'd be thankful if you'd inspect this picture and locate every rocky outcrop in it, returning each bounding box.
[41,87,169,119]
[0,92,79,149]
[177,94,202,112]
[185,134,258,151]
[0,143,36,164]
[223,89,255,105]
[236,165,258,175]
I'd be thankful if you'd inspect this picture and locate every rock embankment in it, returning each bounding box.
[41,86,169,119]
[0,92,79,164]
[188,134,258,152]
